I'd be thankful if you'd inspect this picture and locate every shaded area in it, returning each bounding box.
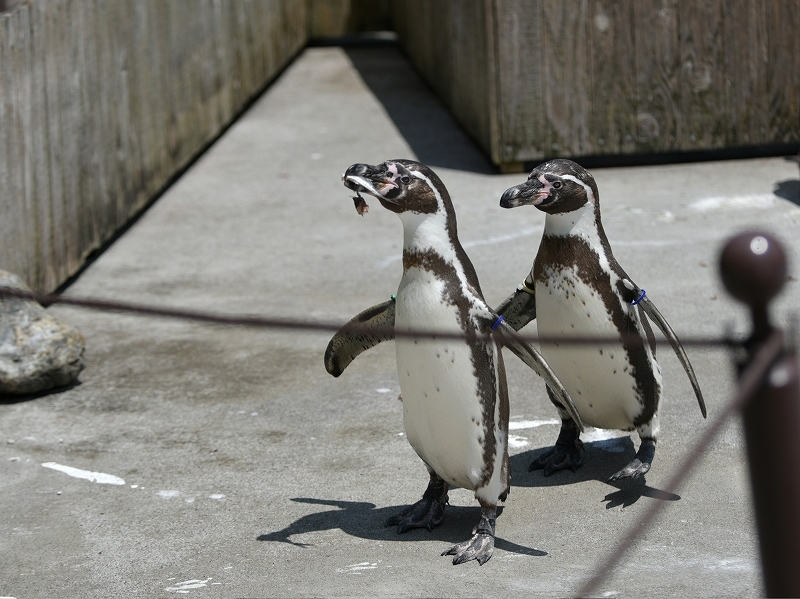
[774,180,800,206]
[257,497,546,558]
[510,437,680,508]
[344,46,495,174]
[0,380,82,404]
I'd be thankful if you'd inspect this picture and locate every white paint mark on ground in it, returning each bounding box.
[42,462,125,485]
[509,419,560,430]
[376,388,391,393]
[158,490,181,499]
[337,561,380,574]
[508,435,530,449]
[209,493,226,501]
[689,194,776,211]
[164,578,213,593]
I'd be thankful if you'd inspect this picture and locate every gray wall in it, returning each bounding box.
[0,1,307,292]
[392,0,800,169]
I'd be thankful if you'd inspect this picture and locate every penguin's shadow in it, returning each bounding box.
[344,46,496,174]
[256,498,546,557]
[774,179,800,206]
[510,437,681,509]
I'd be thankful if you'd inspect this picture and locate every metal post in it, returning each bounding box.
[720,231,800,597]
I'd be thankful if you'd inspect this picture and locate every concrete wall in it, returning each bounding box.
[0,1,307,292]
[392,0,800,170]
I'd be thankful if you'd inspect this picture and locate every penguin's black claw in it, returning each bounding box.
[529,441,583,476]
[442,532,494,565]
[385,497,446,533]
[441,514,496,565]
[608,438,655,481]
[608,458,651,482]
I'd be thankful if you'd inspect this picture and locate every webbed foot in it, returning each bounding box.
[608,437,656,481]
[385,476,448,533]
[441,509,496,565]
[385,496,447,533]
[529,438,584,475]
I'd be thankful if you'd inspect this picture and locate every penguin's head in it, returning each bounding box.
[342,160,445,215]
[499,159,599,215]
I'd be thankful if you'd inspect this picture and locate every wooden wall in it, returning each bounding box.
[308,0,393,38]
[392,0,800,169]
[0,1,307,292]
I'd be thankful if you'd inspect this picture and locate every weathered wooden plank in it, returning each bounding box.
[588,0,637,156]
[0,1,308,291]
[448,2,493,158]
[632,0,681,153]
[542,0,592,156]
[58,0,83,277]
[678,0,727,151]
[766,0,800,143]
[723,0,770,146]
[495,0,546,163]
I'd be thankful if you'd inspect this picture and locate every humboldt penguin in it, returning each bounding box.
[325,159,582,564]
[497,158,706,481]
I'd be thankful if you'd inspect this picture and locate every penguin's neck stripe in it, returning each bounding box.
[561,174,596,204]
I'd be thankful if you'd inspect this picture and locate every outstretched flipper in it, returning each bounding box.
[494,279,537,331]
[493,317,584,432]
[324,299,395,377]
[621,279,706,418]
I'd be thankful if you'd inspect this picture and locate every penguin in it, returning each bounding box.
[497,159,706,481]
[325,159,583,564]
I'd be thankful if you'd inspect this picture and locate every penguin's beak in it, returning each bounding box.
[500,175,551,209]
[343,163,397,199]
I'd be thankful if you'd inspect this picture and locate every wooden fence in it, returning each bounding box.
[0,1,307,292]
[392,0,800,170]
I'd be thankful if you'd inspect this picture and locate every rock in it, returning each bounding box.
[0,270,85,395]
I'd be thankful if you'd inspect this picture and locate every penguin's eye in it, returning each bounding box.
[552,181,563,189]
[401,176,411,184]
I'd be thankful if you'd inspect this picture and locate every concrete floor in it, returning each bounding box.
[2,45,800,598]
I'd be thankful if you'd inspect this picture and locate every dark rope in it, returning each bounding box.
[0,287,738,348]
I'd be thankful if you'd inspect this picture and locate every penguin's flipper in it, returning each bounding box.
[638,295,707,418]
[494,319,585,432]
[494,282,537,331]
[324,300,395,377]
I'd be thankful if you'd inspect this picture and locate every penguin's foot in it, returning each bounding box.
[529,439,584,476]
[441,510,496,565]
[385,480,448,533]
[608,437,656,482]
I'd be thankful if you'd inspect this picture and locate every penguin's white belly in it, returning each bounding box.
[536,268,653,430]
[395,272,496,491]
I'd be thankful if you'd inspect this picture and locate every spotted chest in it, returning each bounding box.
[394,266,506,493]
[534,241,662,431]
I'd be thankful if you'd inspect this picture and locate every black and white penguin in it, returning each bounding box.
[325,159,582,564]
[498,159,706,481]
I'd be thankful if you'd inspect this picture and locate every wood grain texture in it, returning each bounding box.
[678,0,727,151]
[391,0,799,167]
[633,0,681,153]
[494,0,546,162]
[0,1,307,292]
[542,0,592,156]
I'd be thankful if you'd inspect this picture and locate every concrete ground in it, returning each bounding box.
[2,45,800,598]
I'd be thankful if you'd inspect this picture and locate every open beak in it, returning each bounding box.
[343,163,397,199]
